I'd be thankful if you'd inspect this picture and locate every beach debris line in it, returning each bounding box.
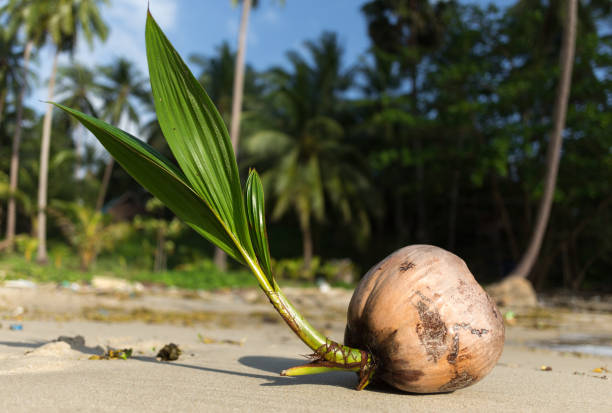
[197,333,245,346]
[156,343,181,361]
[504,311,517,326]
[573,371,608,380]
[89,348,133,360]
[55,9,505,393]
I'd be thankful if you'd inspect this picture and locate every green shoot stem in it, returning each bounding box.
[236,241,375,389]
[282,364,359,376]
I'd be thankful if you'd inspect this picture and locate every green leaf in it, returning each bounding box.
[145,12,254,259]
[245,170,273,282]
[53,103,245,264]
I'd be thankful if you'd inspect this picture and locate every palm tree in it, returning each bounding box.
[0,28,26,124]
[245,33,373,268]
[1,0,48,252]
[355,50,409,245]
[190,42,261,124]
[228,0,285,147]
[95,57,149,210]
[49,200,129,271]
[508,0,578,279]
[55,62,101,173]
[56,63,100,118]
[0,29,28,252]
[36,0,109,263]
[230,0,253,151]
[361,0,451,242]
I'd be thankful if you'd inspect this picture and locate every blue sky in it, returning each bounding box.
[29,0,516,114]
[31,0,368,113]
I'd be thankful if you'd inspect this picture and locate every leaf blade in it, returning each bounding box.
[245,170,273,281]
[145,12,254,259]
[54,103,245,264]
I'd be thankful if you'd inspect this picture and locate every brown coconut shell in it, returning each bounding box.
[344,245,504,393]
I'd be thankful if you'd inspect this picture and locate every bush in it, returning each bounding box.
[272,257,357,285]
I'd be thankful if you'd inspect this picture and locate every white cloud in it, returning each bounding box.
[109,0,177,29]
[226,17,239,36]
[144,0,178,31]
[28,0,174,148]
[248,29,259,47]
[261,9,279,24]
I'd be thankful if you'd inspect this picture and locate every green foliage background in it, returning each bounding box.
[0,0,610,292]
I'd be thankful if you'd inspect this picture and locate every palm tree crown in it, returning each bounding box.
[245,32,373,267]
[35,0,109,263]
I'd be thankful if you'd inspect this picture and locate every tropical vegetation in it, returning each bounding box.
[0,0,609,293]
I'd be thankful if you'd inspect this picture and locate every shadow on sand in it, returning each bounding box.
[0,335,104,355]
[133,354,357,388]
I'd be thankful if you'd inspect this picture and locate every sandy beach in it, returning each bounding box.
[1,283,611,412]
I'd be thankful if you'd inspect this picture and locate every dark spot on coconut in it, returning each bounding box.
[453,322,489,337]
[457,279,467,294]
[413,293,448,363]
[399,261,415,272]
[370,328,400,369]
[345,322,400,376]
[447,332,459,365]
[349,326,417,386]
[391,368,424,383]
[457,347,472,363]
[470,328,489,337]
[439,371,476,392]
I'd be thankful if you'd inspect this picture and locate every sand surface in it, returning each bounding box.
[0,283,610,412]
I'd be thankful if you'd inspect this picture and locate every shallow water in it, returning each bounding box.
[530,334,612,357]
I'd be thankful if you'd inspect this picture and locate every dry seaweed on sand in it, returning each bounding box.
[197,333,245,346]
[89,348,133,360]
[156,343,181,361]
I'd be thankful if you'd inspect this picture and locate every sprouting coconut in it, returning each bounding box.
[344,245,504,393]
[56,9,504,393]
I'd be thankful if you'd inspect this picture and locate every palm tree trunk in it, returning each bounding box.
[213,247,228,272]
[96,158,114,210]
[448,133,467,251]
[229,0,251,151]
[5,41,33,252]
[302,220,313,271]
[447,169,460,250]
[36,48,60,264]
[508,0,577,279]
[154,227,167,272]
[491,174,520,261]
[0,88,7,124]
[410,65,427,243]
[96,88,128,211]
[214,0,252,271]
[75,124,84,177]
